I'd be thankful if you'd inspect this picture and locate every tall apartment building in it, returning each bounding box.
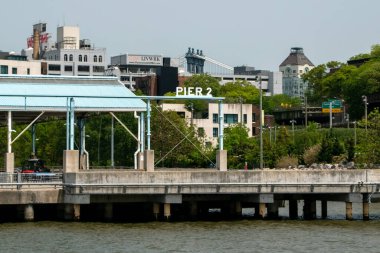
[279,47,314,99]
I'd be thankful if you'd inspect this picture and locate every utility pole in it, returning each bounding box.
[290,120,296,143]
[304,95,308,128]
[329,101,333,129]
[362,95,368,137]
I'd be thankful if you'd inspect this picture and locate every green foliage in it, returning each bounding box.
[219,80,259,104]
[264,94,301,114]
[223,124,257,169]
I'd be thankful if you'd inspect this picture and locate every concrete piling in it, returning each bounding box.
[104,203,113,221]
[163,203,171,220]
[321,200,328,219]
[24,204,34,221]
[346,202,353,220]
[289,200,298,219]
[153,203,160,220]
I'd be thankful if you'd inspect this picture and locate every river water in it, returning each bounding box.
[1,202,379,253]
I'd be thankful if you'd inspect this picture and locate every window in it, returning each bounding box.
[79,55,82,62]
[252,113,256,122]
[0,65,8,74]
[64,65,73,72]
[27,68,30,75]
[94,55,97,62]
[99,55,103,62]
[48,64,61,71]
[78,65,90,72]
[54,55,58,60]
[64,54,68,61]
[84,55,87,62]
[12,68,17,74]
[212,113,218,123]
[243,114,247,124]
[224,114,238,124]
[93,66,105,72]
[69,54,73,61]
[213,128,218,137]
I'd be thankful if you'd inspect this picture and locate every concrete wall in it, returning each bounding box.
[66,169,380,185]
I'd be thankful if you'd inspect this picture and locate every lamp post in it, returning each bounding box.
[304,95,308,128]
[362,95,368,137]
[329,101,333,129]
[259,76,263,170]
[353,121,357,147]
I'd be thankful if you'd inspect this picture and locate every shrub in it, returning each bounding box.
[276,155,298,168]
[303,144,321,166]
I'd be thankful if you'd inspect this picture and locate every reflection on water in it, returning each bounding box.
[0,203,379,253]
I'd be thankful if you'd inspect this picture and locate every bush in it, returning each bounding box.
[276,155,298,168]
[303,144,321,166]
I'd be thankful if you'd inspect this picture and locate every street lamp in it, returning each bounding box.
[353,121,357,147]
[362,95,368,137]
[259,76,263,170]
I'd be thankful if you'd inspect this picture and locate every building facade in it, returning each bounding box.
[27,24,107,76]
[0,52,41,75]
[107,54,178,95]
[279,47,314,99]
[161,103,256,147]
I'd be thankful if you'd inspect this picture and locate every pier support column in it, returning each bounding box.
[163,203,171,220]
[363,202,370,221]
[289,200,298,219]
[24,204,34,221]
[235,201,242,217]
[153,203,160,220]
[144,150,154,172]
[346,202,353,220]
[104,203,113,221]
[64,204,80,220]
[321,200,328,219]
[216,150,227,171]
[363,194,370,221]
[189,202,198,219]
[267,201,280,219]
[303,200,316,220]
[255,203,266,219]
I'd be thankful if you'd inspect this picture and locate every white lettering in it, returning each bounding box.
[176,87,183,96]
[195,87,202,96]
[175,87,213,97]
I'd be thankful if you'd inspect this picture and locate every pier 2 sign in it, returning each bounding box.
[176,87,212,97]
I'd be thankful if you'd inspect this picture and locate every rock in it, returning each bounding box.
[298,165,306,169]
[310,163,318,169]
[346,162,355,169]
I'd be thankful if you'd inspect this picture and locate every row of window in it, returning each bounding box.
[0,65,30,75]
[48,64,105,73]
[63,54,103,63]
[212,113,250,124]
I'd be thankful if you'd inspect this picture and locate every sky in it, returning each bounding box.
[1,0,380,71]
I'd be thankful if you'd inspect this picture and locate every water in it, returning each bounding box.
[1,202,379,253]
[1,220,380,253]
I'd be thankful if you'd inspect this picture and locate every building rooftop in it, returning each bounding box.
[279,47,314,67]
[0,75,146,114]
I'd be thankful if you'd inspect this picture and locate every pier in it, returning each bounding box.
[0,169,379,221]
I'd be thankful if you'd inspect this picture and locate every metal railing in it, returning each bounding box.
[0,172,63,186]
